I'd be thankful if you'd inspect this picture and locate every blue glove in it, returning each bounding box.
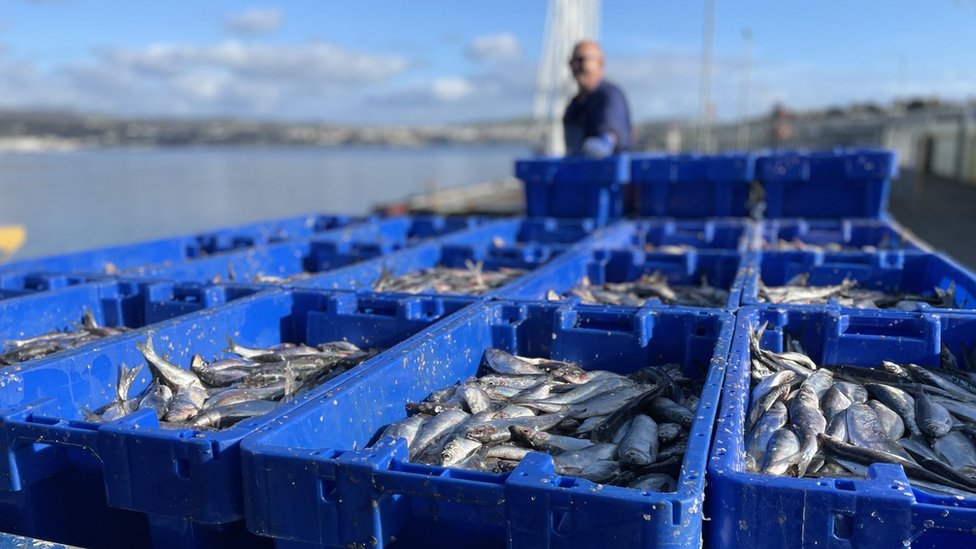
[582,133,616,158]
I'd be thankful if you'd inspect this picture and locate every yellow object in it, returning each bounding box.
[0,225,26,262]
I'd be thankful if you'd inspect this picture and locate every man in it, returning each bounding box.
[563,39,633,158]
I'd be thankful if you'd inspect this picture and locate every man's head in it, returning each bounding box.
[569,40,604,93]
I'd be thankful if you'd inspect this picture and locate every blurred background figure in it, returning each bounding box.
[562,40,633,158]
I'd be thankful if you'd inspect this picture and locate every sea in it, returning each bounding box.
[0,144,529,260]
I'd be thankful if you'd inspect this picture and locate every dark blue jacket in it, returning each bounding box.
[562,79,633,156]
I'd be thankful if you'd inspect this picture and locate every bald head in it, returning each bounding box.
[569,40,605,93]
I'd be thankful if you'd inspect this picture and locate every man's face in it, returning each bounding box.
[569,43,603,92]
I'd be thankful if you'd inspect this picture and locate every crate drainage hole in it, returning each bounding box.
[554,477,577,488]
[320,479,338,503]
[833,513,854,540]
[550,510,572,537]
[175,458,191,480]
[835,479,856,492]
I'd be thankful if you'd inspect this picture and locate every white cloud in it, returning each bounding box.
[225,8,283,37]
[430,77,473,101]
[0,40,411,120]
[96,41,408,85]
[366,63,535,124]
[466,33,521,62]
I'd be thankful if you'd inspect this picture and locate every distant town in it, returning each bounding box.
[0,97,968,155]
[0,110,535,152]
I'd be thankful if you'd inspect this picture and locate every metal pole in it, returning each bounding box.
[697,0,715,153]
[737,28,752,150]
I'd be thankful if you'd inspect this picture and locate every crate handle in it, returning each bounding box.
[0,404,101,491]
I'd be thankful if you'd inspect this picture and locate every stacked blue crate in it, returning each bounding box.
[757,148,896,219]
[5,146,974,548]
[631,153,757,217]
[516,155,630,225]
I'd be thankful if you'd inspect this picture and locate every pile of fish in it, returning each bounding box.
[0,310,129,366]
[746,325,976,498]
[555,273,729,308]
[642,244,696,254]
[370,349,701,491]
[764,239,891,253]
[758,274,957,309]
[84,335,379,429]
[374,260,526,295]
[252,272,315,284]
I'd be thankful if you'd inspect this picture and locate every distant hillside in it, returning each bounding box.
[0,110,537,150]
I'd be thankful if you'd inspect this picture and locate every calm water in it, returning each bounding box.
[0,144,529,260]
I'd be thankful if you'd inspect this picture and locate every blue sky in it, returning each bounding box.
[0,1,974,124]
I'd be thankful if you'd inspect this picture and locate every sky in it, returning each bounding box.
[0,0,974,125]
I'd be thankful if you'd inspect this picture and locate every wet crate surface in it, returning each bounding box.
[241,301,733,548]
[499,248,747,310]
[741,250,976,313]
[0,289,476,548]
[709,307,976,549]
[631,153,757,218]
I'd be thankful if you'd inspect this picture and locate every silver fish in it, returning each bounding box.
[915,391,953,438]
[409,409,470,460]
[618,414,658,466]
[745,402,788,472]
[189,399,277,429]
[136,335,204,389]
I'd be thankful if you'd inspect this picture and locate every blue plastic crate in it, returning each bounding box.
[584,219,755,253]
[293,241,565,296]
[631,153,757,217]
[0,289,476,548]
[498,248,746,310]
[123,238,400,285]
[125,218,589,287]
[293,218,598,296]
[709,306,976,548]
[516,155,631,225]
[0,280,263,367]
[240,301,733,548]
[0,214,366,277]
[741,250,976,312]
[757,148,896,218]
[314,214,482,247]
[0,272,102,301]
[758,218,929,252]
